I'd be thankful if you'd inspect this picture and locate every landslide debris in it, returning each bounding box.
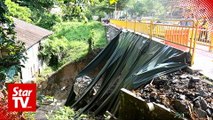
[134,70,213,120]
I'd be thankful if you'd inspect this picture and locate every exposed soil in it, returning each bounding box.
[35,49,104,120]
[38,49,103,100]
[35,25,118,120]
[134,69,213,120]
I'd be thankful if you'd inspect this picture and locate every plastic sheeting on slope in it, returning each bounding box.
[106,25,121,42]
[65,30,190,117]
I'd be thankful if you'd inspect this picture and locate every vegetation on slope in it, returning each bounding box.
[39,21,107,72]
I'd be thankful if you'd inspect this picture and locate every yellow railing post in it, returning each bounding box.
[189,21,195,54]
[191,20,199,66]
[125,19,127,29]
[149,20,154,39]
[209,32,213,52]
[134,20,137,32]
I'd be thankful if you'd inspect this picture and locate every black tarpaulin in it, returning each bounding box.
[65,30,190,116]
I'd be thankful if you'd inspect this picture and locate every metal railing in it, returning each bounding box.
[196,29,213,50]
[110,19,213,65]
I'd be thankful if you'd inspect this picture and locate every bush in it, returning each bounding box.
[5,0,32,22]
[39,21,107,69]
[51,21,107,48]
[46,106,90,120]
[34,12,62,30]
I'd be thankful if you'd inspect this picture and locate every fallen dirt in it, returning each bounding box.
[36,49,104,120]
[134,69,213,120]
[38,49,103,100]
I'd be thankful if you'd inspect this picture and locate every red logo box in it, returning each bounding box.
[8,84,36,111]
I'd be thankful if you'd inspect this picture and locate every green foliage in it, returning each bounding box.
[52,21,107,48]
[46,106,91,120]
[60,0,92,21]
[5,0,32,22]
[116,0,129,10]
[87,0,114,20]
[7,0,113,28]
[39,21,107,69]
[39,37,75,67]
[12,0,55,10]
[23,112,36,120]
[11,0,59,29]
[34,12,62,30]
[126,0,166,17]
[0,0,26,82]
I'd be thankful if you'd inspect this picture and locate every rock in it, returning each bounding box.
[180,74,188,79]
[195,108,207,118]
[194,92,200,97]
[190,76,200,83]
[193,96,200,101]
[177,89,184,93]
[200,97,208,110]
[186,92,195,100]
[159,95,170,106]
[188,81,196,89]
[150,92,157,98]
[171,79,179,84]
[188,76,200,89]
[206,108,212,117]
[193,97,209,111]
[73,75,92,98]
[210,108,213,117]
[153,79,168,86]
[179,95,186,100]
[194,100,201,108]
[137,69,212,119]
[206,98,212,103]
[172,100,189,113]
[199,91,209,97]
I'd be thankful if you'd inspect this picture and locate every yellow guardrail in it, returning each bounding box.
[110,19,200,65]
[210,32,213,52]
[195,29,213,51]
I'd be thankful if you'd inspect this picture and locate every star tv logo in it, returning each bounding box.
[8,84,36,111]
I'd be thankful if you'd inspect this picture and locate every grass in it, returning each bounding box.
[51,21,107,48]
[39,21,107,76]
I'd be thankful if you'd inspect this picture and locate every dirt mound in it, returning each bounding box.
[135,70,213,119]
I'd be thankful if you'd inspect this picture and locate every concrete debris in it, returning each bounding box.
[190,76,200,83]
[136,70,213,120]
[74,76,92,99]
[172,100,189,113]
[73,75,101,100]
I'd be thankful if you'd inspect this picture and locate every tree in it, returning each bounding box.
[116,0,129,10]
[12,0,55,10]
[125,0,166,18]
[10,0,59,29]
[0,3,26,119]
[5,0,32,22]
[60,0,94,21]
[0,0,26,82]
[86,0,114,20]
